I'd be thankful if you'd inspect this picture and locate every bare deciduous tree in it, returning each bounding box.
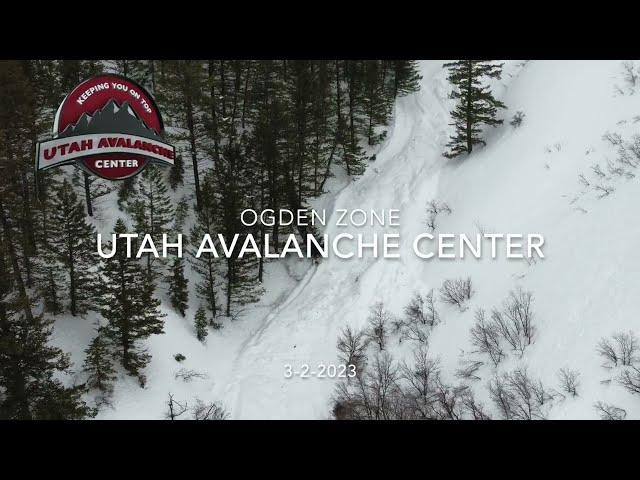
[175,368,209,382]
[440,277,473,310]
[426,200,452,233]
[166,393,188,420]
[618,366,640,395]
[593,401,627,420]
[366,302,390,351]
[401,290,440,345]
[191,398,229,420]
[470,308,504,366]
[597,331,638,367]
[488,368,550,420]
[558,368,580,397]
[336,325,369,376]
[491,288,534,356]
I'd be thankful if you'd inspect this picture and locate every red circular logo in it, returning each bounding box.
[37,74,175,180]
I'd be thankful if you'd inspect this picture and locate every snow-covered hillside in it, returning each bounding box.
[55,60,640,419]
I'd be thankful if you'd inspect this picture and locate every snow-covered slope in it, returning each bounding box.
[220,60,640,419]
[59,60,640,419]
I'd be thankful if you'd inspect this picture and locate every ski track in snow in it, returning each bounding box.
[84,60,640,419]
[224,62,451,419]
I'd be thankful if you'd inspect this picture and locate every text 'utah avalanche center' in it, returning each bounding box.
[36,74,175,180]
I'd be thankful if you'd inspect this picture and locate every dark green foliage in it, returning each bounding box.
[45,179,97,316]
[194,306,208,342]
[188,172,219,319]
[83,329,116,402]
[0,296,91,419]
[392,60,423,97]
[443,60,506,158]
[126,165,174,281]
[169,154,185,190]
[167,256,189,317]
[98,219,165,382]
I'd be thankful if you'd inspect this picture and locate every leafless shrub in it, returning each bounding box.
[492,288,535,356]
[593,183,614,198]
[334,346,488,420]
[366,303,391,351]
[597,337,619,367]
[618,366,640,395]
[174,368,209,382]
[455,359,484,381]
[597,331,638,367]
[591,164,606,178]
[405,290,440,327]
[470,308,504,366]
[399,348,441,419]
[578,174,590,188]
[459,387,491,419]
[606,159,632,179]
[401,290,440,344]
[333,352,403,420]
[191,399,229,420]
[621,61,639,94]
[440,277,473,310]
[337,325,369,376]
[426,200,452,233]
[593,401,627,420]
[602,131,624,146]
[165,393,188,420]
[614,331,639,366]
[510,110,525,128]
[488,368,551,420]
[558,368,580,397]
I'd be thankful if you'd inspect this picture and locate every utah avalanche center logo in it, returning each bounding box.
[36,75,175,180]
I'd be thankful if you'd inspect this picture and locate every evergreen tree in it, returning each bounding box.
[127,165,174,281]
[443,60,506,158]
[169,153,185,190]
[363,60,391,145]
[156,60,206,210]
[98,218,165,383]
[0,294,91,419]
[194,306,208,342]
[83,329,116,403]
[167,256,189,317]
[214,143,263,317]
[189,171,220,320]
[47,179,97,316]
[392,60,422,97]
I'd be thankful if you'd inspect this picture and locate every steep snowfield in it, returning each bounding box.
[54,60,640,419]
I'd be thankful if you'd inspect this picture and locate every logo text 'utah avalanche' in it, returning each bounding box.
[36,75,175,180]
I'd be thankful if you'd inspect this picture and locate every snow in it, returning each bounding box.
[52,60,640,419]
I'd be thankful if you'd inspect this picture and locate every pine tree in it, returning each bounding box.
[156,60,206,210]
[47,179,97,316]
[83,329,116,402]
[443,60,506,158]
[392,60,422,97]
[362,60,391,146]
[0,294,91,419]
[167,256,189,317]
[169,153,185,190]
[98,219,165,383]
[194,306,208,342]
[214,143,263,317]
[127,165,174,281]
[189,171,220,320]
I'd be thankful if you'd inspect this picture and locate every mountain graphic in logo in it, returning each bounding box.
[58,99,162,141]
[36,74,175,181]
